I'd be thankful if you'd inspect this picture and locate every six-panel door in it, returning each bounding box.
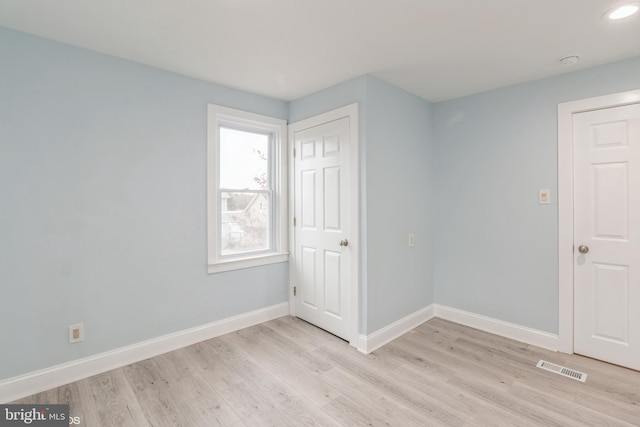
[294,117,351,340]
[573,103,640,371]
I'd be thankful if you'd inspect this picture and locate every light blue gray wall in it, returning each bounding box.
[0,27,289,381]
[5,23,640,383]
[433,56,640,333]
[289,75,435,334]
[365,77,434,333]
[288,77,368,124]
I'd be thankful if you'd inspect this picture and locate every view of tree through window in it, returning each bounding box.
[219,127,272,256]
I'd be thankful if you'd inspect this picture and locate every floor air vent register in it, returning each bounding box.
[536,360,588,382]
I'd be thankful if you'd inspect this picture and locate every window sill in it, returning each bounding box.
[208,252,289,274]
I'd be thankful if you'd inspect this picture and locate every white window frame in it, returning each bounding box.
[207,104,288,273]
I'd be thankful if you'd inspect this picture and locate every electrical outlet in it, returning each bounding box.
[69,323,84,344]
[539,189,551,204]
[408,233,415,247]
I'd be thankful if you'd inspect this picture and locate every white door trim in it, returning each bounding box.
[288,103,360,347]
[557,89,640,353]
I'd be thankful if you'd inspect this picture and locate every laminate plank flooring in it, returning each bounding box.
[13,316,640,426]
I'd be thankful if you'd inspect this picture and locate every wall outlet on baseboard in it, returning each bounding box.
[69,323,84,344]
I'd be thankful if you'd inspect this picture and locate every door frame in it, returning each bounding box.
[287,103,360,347]
[557,89,640,353]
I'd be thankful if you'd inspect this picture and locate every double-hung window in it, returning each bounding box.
[207,105,288,273]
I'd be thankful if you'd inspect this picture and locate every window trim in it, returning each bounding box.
[207,104,288,273]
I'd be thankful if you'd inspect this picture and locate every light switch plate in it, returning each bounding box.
[539,189,550,205]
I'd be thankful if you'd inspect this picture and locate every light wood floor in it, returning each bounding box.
[14,316,640,426]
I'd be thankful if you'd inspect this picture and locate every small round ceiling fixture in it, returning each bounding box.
[559,55,580,66]
[605,2,640,20]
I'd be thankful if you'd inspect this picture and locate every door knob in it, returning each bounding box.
[339,239,349,247]
[578,245,589,254]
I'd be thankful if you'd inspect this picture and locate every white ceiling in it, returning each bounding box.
[1,0,639,102]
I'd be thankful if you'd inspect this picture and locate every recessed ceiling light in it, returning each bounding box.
[605,2,640,20]
[559,55,580,66]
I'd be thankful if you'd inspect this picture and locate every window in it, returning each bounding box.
[207,105,288,273]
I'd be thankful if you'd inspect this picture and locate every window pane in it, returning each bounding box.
[220,127,270,190]
[220,191,271,255]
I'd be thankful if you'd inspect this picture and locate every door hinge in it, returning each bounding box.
[293,147,296,158]
[293,217,296,227]
[293,286,297,296]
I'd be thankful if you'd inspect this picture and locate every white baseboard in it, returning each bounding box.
[0,302,289,403]
[358,305,435,354]
[434,304,559,351]
[1,302,560,402]
[357,304,559,355]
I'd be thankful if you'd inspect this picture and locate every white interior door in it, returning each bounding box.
[573,103,640,370]
[292,115,351,341]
